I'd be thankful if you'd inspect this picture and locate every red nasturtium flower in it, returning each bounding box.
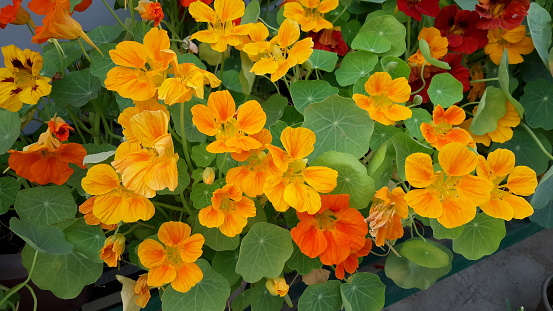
[291,194,368,265]
[180,0,213,7]
[397,0,440,21]
[421,105,475,150]
[138,222,205,293]
[434,5,489,54]
[99,233,126,267]
[135,0,164,27]
[335,238,372,279]
[306,27,348,56]
[366,187,408,247]
[0,0,31,29]
[28,0,92,15]
[475,0,529,30]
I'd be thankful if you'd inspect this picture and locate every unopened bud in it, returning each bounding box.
[202,167,215,185]
[385,61,398,71]
[265,277,289,297]
[412,95,423,106]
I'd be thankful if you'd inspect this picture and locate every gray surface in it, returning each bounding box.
[384,228,553,311]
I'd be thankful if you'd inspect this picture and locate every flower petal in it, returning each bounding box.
[405,153,435,188]
[439,142,477,176]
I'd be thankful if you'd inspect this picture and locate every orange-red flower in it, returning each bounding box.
[138,222,204,292]
[306,27,349,56]
[405,143,493,228]
[0,0,31,29]
[476,149,537,220]
[420,105,475,150]
[352,71,412,125]
[135,0,164,27]
[264,127,338,214]
[198,183,256,237]
[99,233,125,267]
[484,25,534,65]
[366,187,408,247]
[283,0,338,32]
[334,238,372,279]
[291,194,368,265]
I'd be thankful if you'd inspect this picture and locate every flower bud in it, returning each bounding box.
[100,233,126,267]
[265,277,289,297]
[412,95,423,106]
[202,167,215,185]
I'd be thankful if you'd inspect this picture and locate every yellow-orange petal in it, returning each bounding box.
[486,149,515,177]
[105,66,157,101]
[284,182,321,214]
[505,166,537,196]
[237,100,266,134]
[387,77,411,103]
[437,196,476,228]
[179,234,205,263]
[109,41,147,68]
[504,194,534,219]
[147,264,176,287]
[439,143,477,176]
[457,175,493,205]
[219,211,248,237]
[275,19,300,48]
[264,174,290,212]
[82,164,120,196]
[158,221,191,248]
[189,0,216,22]
[405,189,442,218]
[214,0,244,21]
[365,72,392,96]
[281,127,315,160]
[198,205,225,228]
[288,38,314,65]
[405,153,435,188]
[481,197,514,221]
[171,263,203,293]
[130,110,169,148]
[208,90,236,123]
[304,166,338,193]
[191,104,218,136]
[138,239,166,268]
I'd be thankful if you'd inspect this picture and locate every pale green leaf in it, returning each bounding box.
[427,73,463,108]
[470,86,507,135]
[340,273,385,311]
[335,51,378,86]
[298,281,343,311]
[15,185,76,225]
[290,80,339,114]
[399,238,450,268]
[452,213,506,260]
[308,49,339,72]
[10,218,74,254]
[0,109,20,154]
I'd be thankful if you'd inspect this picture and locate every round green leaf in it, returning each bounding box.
[192,217,240,251]
[340,273,385,311]
[21,244,103,299]
[530,200,553,228]
[212,249,241,286]
[89,43,117,87]
[385,239,452,290]
[41,43,83,77]
[339,20,361,46]
[404,108,431,140]
[286,243,322,275]
[335,51,378,86]
[280,105,304,125]
[308,49,339,72]
[86,24,124,45]
[527,3,552,69]
[359,15,406,57]
[191,143,216,167]
[498,50,524,116]
[303,95,374,160]
[452,213,506,260]
[427,73,463,108]
[241,0,260,24]
[10,218,74,255]
[250,282,284,311]
[298,280,343,311]
[520,79,553,130]
[430,218,464,240]
[311,151,375,209]
[290,80,339,114]
[190,179,224,209]
[531,166,553,209]
[50,69,102,108]
[161,259,230,311]
[63,218,105,263]
[351,31,392,54]
[262,94,287,128]
[366,140,394,189]
[391,132,433,180]
[0,109,19,154]
[231,289,252,311]
[15,185,76,225]
[369,123,401,150]
[399,239,450,268]
[470,86,507,135]
[0,177,19,214]
[236,222,293,283]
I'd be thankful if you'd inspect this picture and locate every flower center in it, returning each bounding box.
[165,246,184,267]
[315,209,337,230]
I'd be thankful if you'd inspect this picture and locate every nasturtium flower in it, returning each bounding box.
[191,90,266,154]
[242,19,314,82]
[79,197,118,230]
[0,45,51,112]
[82,164,155,224]
[434,5,488,54]
[306,27,348,56]
[100,233,125,267]
[421,105,475,150]
[475,0,529,30]
[366,187,408,247]
[405,143,493,228]
[28,0,91,15]
[134,274,151,308]
[476,149,537,220]
[105,28,176,101]
[198,184,256,237]
[468,63,486,102]
[135,0,164,27]
[283,0,338,32]
[158,62,221,106]
[264,127,338,214]
[117,99,169,144]
[397,0,440,21]
[138,222,205,293]
[408,27,448,67]
[352,71,412,126]
[0,0,31,29]
[484,25,534,65]
[189,0,245,52]
[335,238,372,280]
[265,277,289,297]
[291,194,368,265]
[461,101,520,146]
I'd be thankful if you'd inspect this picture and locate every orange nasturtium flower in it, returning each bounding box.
[484,25,534,65]
[99,233,126,267]
[421,105,475,150]
[135,0,164,27]
[241,19,314,82]
[366,187,408,247]
[134,274,151,308]
[476,149,537,220]
[105,28,176,101]
[335,238,372,279]
[461,101,520,146]
[291,194,368,265]
[81,164,155,224]
[0,45,52,112]
[8,117,86,185]
[0,0,32,29]
[198,183,256,237]
[408,27,449,66]
[191,90,266,154]
[405,143,493,228]
[158,62,221,106]
[138,222,205,293]
[79,197,118,230]
[264,127,338,214]
[283,0,339,32]
[189,0,245,52]
[352,72,412,125]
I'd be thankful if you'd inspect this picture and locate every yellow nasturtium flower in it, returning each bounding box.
[283,0,339,32]
[158,62,221,106]
[461,101,521,147]
[421,105,475,150]
[485,25,534,65]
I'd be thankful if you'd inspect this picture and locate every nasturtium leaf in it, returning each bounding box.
[0,109,20,154]
[454,0,478,10]
[250,282,284,311]
[232,289,252,311]
[41,43,83,77]
[404,108,431,140]
[303,95,374,160]
[83,150,115,165]
[21,244,103,299]
[340,20,362,46]
[427,73,463,108]
[223,70,242,93]
[191,143,216,167]
[236,222,293,283]
[216,152,240,174]
[380,56,411,79]
[89,43,117,87]
[212,249,241,286]
[369,123,402,150]
[0,177,18,214]
[170,100,207,143]
[10,218,73,255]
[391,132,433,180]
[520,79,553,130]
[161,259,230,311]
[527,3,552,70]
[116,94,133,112]
[312,151,375,209]
[63,218,105,263]
[359,15,406,57]
[498,50,524,116]
[340,273,385,311]
[530,200,553,228]
[490,127,551,175]
[87,24,124,45]
[281,106,304,125]
[290,80,339,114]
[298,280,343,311]
[192,217,240,251]
[190,180,224,210]
[335,51,378,86]
[430,219,464,240]
[385,239,452,290]
[177,53,206,70]
[419,39,451,70]
[262,94,287,128]
[531,166,553,209]
[399,238,450,269]
[15,185,76,225]
[242,0,260,24]
[308,49,339,72]
[157,159,190,195]
[82,143,116,155]
[351,31,392,54]
[50,69,101,108]
[470,86,507,135]
[367,140,394,189]
[352,76,369,96]
[452,213,506,260]
[286,243,323,275]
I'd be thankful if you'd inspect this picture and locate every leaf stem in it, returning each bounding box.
[179,102,194,170]
[101,0,132,33]
[77,38,92,63]
[520,123,553,161]
[470,77,498,84]
[0,250,39,307]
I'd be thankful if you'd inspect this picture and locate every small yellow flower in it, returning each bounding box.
[265,277,289,297]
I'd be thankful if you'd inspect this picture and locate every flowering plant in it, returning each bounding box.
[0,0,552,309]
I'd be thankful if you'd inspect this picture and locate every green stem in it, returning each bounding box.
[99,113,123,140]
[153,202,170,219]
[69,110,95,136]
[179,102,194,170]
[23,284,37,311]
[410,63,427,95]
[405,17,412,62]
[179,192,193,216]
[161,20,182,40]
[154,201,185,212]
[93,112,102,145]
[0,250,39,307]
[77,38,92,63]
[520,123,553,161]
[51,39,65,77]
[101,0,132,33]
[258,17,278,32]
[330,4,348,24]
[470,77,498,84]
[128,0,135,26]
[459,101,480,109]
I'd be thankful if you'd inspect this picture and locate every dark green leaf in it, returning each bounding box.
[340,273,385,311]
[10,218,74,254]
[0,109,20,154]
[50,69,102,108]
[298,280,343,311]
[15,185,76,225]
